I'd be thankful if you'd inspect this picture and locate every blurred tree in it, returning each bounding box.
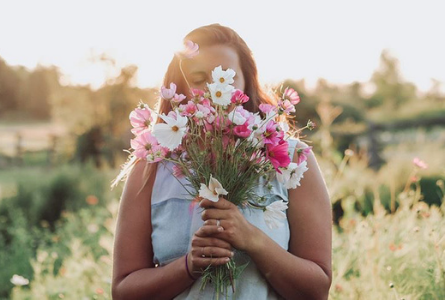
[367,49,417,109]
[0,58,21,114]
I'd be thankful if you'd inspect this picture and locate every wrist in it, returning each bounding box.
[244,224,266,255]
[184,253,198,281]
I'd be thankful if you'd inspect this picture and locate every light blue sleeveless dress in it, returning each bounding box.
[151,138,299,299]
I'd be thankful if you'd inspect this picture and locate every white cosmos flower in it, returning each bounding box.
[198,174,228,202]
[10,274,29,286]
[264,200,288,229]
[152,110,188,151]
[228,109,247,125]
[207,83,234,106]
[276,161,309,189]
[211,65,236,86]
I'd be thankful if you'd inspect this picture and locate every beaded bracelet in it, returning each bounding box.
[185,253,197,280]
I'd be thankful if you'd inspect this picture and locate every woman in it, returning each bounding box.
[112,23,332,299]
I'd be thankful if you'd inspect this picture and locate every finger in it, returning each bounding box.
[199,197,234,210]
[195,225,224,237]
[201,208,230,221]
[192,236,232,250]
[191,246,234,259]
[191,256,232,270]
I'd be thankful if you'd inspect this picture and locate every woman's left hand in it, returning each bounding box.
[199,197,261,253]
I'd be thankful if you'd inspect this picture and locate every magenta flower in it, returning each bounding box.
[231,89,250,105]
[129,105,153,135]
[283,87,300,105]
[233,123,252,138]
[266,140,291,172]
[413,157,428,169]
[179,101,198,117]
[176,40,199,59]
[262,120,283,146]
[161,83,177,100]
[130,131,168,162]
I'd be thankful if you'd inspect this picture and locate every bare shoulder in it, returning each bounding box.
[112,161,157,284]
[287,143,332,277]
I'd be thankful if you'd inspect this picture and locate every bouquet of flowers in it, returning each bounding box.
[111,41,314,297]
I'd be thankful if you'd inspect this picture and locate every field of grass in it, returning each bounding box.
[1,136,444,300]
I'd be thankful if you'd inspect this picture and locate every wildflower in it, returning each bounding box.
[307,119,316,130]
[152,110,188,151]
[207,83,234,106]
[413,157,428,169]
[129,103,154,135]
[278,99,296,115]
[160,83,177,100]
[266,140,291,172]
[211,65,236,86]
[262,121,284,146]
[276,161,308,189]
[231,89,249,105]
[233,123,252,138]
[228,107,247,125]
[131,131,168,162]
[199,174,228,202]
[283,87,300,105]
[172,93,187,103]
[86,195,99,205]
[296,145,312,165]
[172,164,185,178]
[10,274,29,286]
[175,40,199,59]
[263,200,288,229]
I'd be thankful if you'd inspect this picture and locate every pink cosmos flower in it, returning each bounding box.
[176,40,199,59]
[283,87,300,105]
[296,145,312,165]
[179,101,198,117]
[233,123,252,138]
[262,120,284,146]
[266,140,291,172]
[172,93,187,103]
[259,104,276,114]
[161,83,177,100]
[172,164,185,178]
[278,99,296,115]
[231,89,250,105]
[130,131,168,162]
[413,157,428,169]
[129,106,153,135]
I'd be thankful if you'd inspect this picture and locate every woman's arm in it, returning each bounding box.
[200,146,332,299]
[111,161,232,300]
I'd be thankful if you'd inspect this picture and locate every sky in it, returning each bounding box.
[0,0,444,92]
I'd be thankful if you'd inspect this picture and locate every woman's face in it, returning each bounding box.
[182,44,245,92]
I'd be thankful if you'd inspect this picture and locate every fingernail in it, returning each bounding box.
[230,252,234,257]
[218,226,224,232]
[225,257,230,262]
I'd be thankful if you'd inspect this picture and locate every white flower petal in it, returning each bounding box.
[199,184,219,202]
[264,200,288,229]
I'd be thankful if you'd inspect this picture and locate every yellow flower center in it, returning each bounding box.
[219,77,225,83]
[172,125,179,132]
[216,91,222,98]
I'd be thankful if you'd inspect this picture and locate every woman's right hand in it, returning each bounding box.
[188,222,234,278]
